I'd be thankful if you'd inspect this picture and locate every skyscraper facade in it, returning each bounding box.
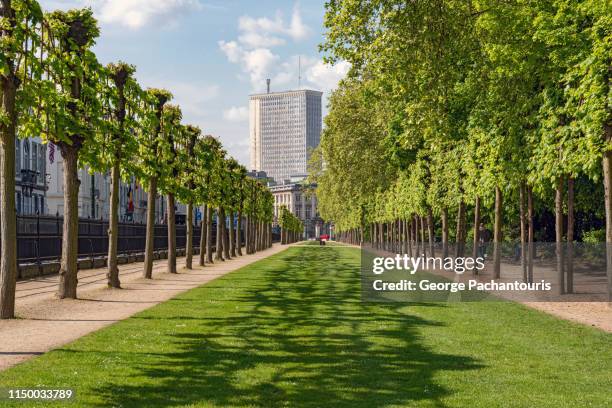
[249,89,322,183]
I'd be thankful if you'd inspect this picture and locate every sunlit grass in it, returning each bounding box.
[0,246,609,407]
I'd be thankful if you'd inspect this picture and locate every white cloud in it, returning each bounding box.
[238,32,286,49]
[218,4,329,92]
[219,41,280,89]
[306,60,351,92]
[40,0,202,29]
[218,40,243,63]
[97,0,202,29]
[243,48,280,85]
[286,5,309,41]
[223,106,249,122]
[237,5,309,47]
[218,0,310,64]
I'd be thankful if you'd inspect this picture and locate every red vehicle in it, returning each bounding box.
[319,234,330,241]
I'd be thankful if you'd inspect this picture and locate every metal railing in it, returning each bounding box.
[14,215,205,264]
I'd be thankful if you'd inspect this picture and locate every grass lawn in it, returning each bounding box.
[0,245,610,407]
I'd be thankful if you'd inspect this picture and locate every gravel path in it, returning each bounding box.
[0,245,287,371]
[360,244,612,332]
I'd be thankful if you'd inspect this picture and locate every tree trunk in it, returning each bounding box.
[256,221,262,251]
[268,223,272,248]
[406,219,413,257]
[185,202,193,269]
[143,177,157,279]
[0,70,18,318]
[236,211,243,255]
[604,126,612,301]
[371,223,376,248]
[199,205,207,266]
[58,145,80,299]
[527,186,534,283]
[493,186,503,279]
[456,199,466,257]
[206,205,213,264]
[215,208,224,260]
[519,183,527,282]
[442,207,449,259]
[253,218,258,251]
[472,197,480,272]
[107,162,121,288]
[246,216,251,252]
[567,177,574,293]
[427,208,435,257]
[228,211,236,257]
[420,216,426,257]
[392,222,396,252]
[167,193,177,273]
[223,208,230,258]
[399,219,404,254]
[414,215,420,256]
[555,176,565,294]
[371,223,375,248]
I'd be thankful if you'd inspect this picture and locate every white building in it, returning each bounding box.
[249,88,322,184]
[269,175,323,239]
[46,149,178,223]
[14,137,48,215]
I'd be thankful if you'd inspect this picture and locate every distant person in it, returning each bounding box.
[478,223,491,258]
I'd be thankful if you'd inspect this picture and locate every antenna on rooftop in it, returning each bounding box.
[266,78,270,94]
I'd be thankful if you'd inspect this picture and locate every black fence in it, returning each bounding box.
[15,215,207,264]
[13,215,281,265]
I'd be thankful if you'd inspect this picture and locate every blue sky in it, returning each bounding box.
[39,0,349,166]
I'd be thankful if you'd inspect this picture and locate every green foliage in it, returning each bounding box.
[3,1,276,232]
[583,228,606,244]
[318,0,610,236]
[278,206,303,233]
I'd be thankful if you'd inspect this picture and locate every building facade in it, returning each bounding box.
[3,136,188,224]
[14,137,48,215]
[270,182,317,239]
[45,149,181,223]
[249,89,322,184]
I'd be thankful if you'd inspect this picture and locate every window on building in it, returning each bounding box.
[15,140,21,176]
[16,192,21,215]
[38,144,45,184]
[32,143,38,175]
[23,195,31,215]
[23,140,30,170]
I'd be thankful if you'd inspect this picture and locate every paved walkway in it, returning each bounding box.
[0,245,287,371]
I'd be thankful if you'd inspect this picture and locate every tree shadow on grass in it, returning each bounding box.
[86,246,484,407]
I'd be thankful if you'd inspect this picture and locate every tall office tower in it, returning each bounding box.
[249,86,322,183]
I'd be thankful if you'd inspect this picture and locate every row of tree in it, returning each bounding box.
[0,2,274,318]
[278,206,304,244]
[311,0,610,292]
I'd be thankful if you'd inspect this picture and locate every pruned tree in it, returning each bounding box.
[137,88,172,279]
[0,0,44,318]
